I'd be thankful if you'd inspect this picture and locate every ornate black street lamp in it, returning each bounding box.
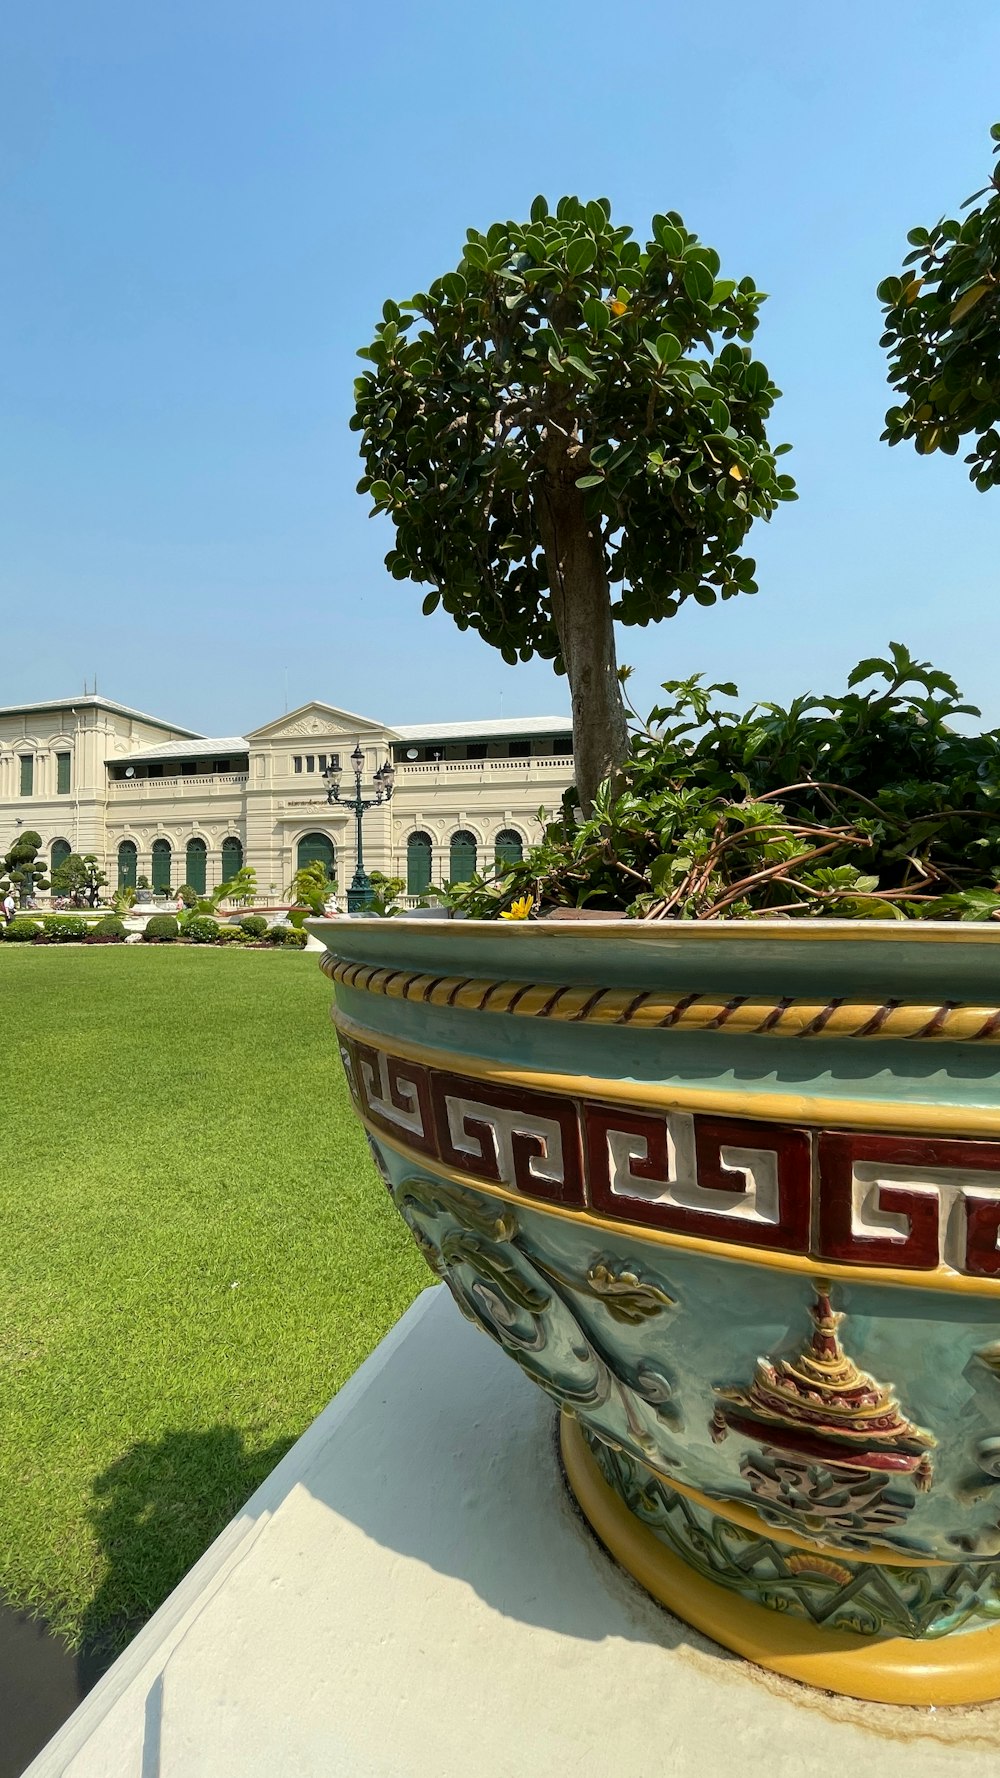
[324,741,395,912]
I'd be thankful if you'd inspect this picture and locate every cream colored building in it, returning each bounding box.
[0,694,574,903]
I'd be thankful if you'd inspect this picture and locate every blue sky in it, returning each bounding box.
[3,1,1000,736]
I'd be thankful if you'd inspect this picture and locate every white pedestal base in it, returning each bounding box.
[26,1288,1000,1777]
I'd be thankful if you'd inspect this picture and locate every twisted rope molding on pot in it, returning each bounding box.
[321,953,1000,1043]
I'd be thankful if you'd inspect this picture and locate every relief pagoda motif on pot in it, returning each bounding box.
[711,1284,935,1542]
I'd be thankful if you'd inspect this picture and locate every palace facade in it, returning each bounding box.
[0,694,574,902]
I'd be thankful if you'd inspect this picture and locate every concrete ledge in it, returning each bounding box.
[26,1288,1000,1776]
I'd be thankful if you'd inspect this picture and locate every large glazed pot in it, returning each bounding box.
[315,917,1000,1704]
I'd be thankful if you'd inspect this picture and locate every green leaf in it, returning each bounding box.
[683,261,715,303]
[877,276,903,304]
[710,279,736,305]
[464,240,490,270]
[441,271,467,302]
[583,297,610,332]
[530,194,549,222]
[653,219,684,257]
[421,590,441,614]
[566,353,599,384]
[369,480,391,505]
[655,332,682,364]
[566,238,597,276]
[575,474,604,488]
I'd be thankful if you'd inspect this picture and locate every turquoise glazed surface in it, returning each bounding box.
[315,917,1000,1647]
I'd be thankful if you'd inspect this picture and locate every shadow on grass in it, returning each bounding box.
[79,1425,295,1669]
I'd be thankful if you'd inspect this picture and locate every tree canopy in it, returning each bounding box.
[353,196,795,809]
[880,123,1000,488]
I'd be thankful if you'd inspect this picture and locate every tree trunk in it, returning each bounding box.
[534,475,629,816]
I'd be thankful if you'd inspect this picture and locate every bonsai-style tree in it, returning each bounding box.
[353,196,795,811]
[0,831,50,905]
[50,852,108,907]
[880,123,1000,488]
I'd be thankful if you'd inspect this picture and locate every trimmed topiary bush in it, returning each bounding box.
[238,914,269,938]
[39,915,90,942]
[4,919,41,942]
[142,914,179,942]
[184,915,220,944]
[216,926,242,944]
[87,915,127,942]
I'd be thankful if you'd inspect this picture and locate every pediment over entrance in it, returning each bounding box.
[246,701,395,744]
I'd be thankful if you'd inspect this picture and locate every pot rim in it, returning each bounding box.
[307,915,1000,947]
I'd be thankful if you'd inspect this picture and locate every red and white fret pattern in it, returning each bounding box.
[338,1032,1000,1280]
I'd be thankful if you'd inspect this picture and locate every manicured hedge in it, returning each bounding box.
[143,915,179,943]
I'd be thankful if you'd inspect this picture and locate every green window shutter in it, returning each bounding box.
[449,830,477,882]
[19,755,33,796]
[56,752,71,794]
[296,832,336,880]
[494,828,523,870]
[151,839,172,893]
[221,836,243,880]
[185,839,207,895]
[118,842,138,890]
[407,832,432,895]
[51,839,71,873]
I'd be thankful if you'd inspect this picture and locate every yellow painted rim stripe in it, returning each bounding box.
[316,916,1000,946]
[560,1412,1000,1706]
[331,1004,1000,1142]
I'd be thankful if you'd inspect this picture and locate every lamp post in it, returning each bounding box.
[324,742,395,912]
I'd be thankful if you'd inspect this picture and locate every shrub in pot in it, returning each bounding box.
[325,197,1000,1706]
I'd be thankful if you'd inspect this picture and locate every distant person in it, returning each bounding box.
[3,889,15,925]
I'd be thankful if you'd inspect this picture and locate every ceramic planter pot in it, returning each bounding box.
[315,916,1000,1705]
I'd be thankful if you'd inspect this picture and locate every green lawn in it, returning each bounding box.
[0,946,428,1655]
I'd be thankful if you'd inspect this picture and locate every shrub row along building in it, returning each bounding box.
[0,694,574,902]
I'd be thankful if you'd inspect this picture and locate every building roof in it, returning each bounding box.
[106,736,248,763]
[0,694,202,736]
[391,716,571,742]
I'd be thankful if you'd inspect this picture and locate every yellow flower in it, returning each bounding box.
[500,894,534,921]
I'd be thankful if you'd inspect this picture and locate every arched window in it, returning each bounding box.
[296,832,337,880]
[449,830,477,882]
[407,831,432,896]
[51,838,72,874]
[117,840,138,890]
[185,837,207,896]
[151,838,172,894]
[221,835,243,881]
[494,829,523,871]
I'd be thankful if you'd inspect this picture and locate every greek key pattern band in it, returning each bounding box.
[323,953,1000,1044]
[336,1024,1000,1283]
